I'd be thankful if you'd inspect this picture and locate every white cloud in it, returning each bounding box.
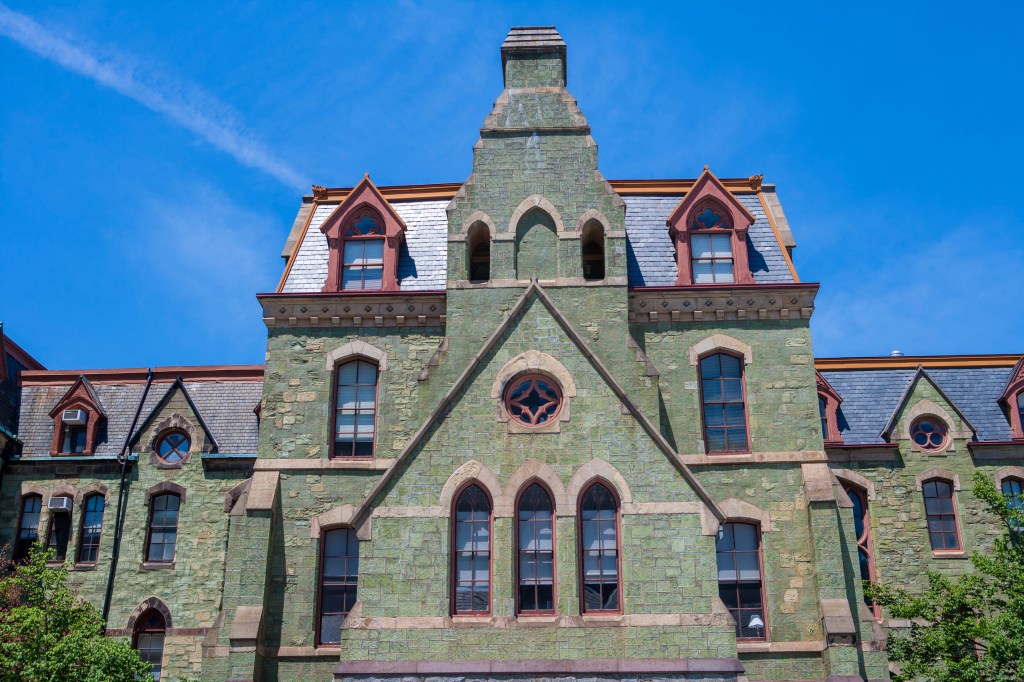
[0,3,306,189]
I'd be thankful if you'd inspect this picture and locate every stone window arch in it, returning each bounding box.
[504,459,569,512]
[688,334,754,367]
[566,459,633,510]
[439,460,509,517]
[126,597,173,632]
[492,350,576,434]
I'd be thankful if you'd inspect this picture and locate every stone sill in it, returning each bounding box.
[737,640,825,654]
[932,550,969,559]
[139,561,175,570]
[515,615,558,626]
[69,562,98,571]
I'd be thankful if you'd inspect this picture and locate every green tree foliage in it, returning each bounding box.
[0,545,152,682]
[870,472,1024,681]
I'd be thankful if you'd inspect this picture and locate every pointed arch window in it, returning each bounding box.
[579,482,621,613]
[716,522,767,640]
[1002,477,1024,512]
[318,528,359,645]
[842,484,878,616]
[77,494,105,564]
[145,493,180,563]
[699,353,749,454]
[340,208,386,290]
[467,222,491,282]
[333,359,378,458]
[14,494,42,563]
[516,483,555,615]
[133,608,166,681]
[46,504,72,563]
[452,484,492,615]
[922,479,961,551]
[581,220,605,281]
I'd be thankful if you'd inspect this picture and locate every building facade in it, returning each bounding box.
[2,27,1024,682]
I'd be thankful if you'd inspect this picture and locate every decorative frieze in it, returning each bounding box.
[628,284,818,324]
[258,293,446,329]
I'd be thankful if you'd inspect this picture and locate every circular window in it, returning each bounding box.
[911,418,948,450]
[157,431,190,463]
[504,374,563,427]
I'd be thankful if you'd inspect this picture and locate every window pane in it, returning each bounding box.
[362,239,384,260]
[711,234,732,255]
[692,261,714,284]
[691,235,713,258]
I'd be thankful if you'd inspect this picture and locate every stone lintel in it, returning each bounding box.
[628,284,818,323]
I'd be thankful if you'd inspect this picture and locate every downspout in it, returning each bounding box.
[101,368,153,631]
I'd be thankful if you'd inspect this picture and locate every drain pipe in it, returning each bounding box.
[101,368,153,631]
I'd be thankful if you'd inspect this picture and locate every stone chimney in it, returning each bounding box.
[501,26,567,88]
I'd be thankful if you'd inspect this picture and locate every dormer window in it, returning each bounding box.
[49,378,105,456]
[667,168,755,287]
[341,209,385,290]
[320,175,407,293]
[816,371,844,445]
[62,423,87,453]
[1001,358,1024,441]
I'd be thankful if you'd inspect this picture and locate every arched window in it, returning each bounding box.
[46,502,72,562]
[689,202,734,284]
[340,208,386,290]
[842,484,878,616]
[1018,393,1024,437]
[922,479,961,551]
[133,608,166,681]
[318,528,359,645]
[516,483,555,615]
[13,494,42,563]
[818,396,829,440]
[77,494,105,564]
[581,220,605,281]
[1002,477,1024,512]
[467,222,491,282]
[578,482,620,613]
[699,353,749,453]
[333,359,378,458]
[452,484,492,615]
[716,522,767,640]
[145,493,180,563]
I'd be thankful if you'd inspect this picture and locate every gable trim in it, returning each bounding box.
[346,280,726,531]
[879,365,977,441]
[128,377,219,453]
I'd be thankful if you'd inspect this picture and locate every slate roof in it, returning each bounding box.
[18,378,262,457]
[280,193,795,293]
[281,200,449,293]
[819,366,1015,444]
[624,194,795,286]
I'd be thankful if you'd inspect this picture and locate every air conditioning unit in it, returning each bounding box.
[48,496,73,512]
[62,409,88,426]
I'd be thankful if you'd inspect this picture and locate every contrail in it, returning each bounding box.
[0,3,306,189]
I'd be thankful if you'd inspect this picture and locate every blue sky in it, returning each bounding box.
[2,1,1021,369]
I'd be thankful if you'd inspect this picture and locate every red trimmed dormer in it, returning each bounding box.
[320,174,407,293]
[815,371,845,445]
[1000,358,1024,441]
[667,167,756,286]
[48,376,106,455]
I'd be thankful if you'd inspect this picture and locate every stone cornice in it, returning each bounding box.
[257,292,447,329]
[628,283,819,324]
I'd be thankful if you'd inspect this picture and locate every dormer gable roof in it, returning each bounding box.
[999,357,1024,404]
[48,375,106,419]
[815,370,843,404]
[666,167,757,234]
[319,174,408,238]
[880,364,977,441]
[128,377,219,453]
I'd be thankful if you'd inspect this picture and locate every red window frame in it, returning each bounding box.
[133,608,166,681]
[716,522,768,640]
[577,481,622,615]
[843,484,880,618]
[340,207,386,291]
[317,527,359,646]
[451,483,493,616]
[13,494,42,563]
[145,493,180,563]
[331,359,379,459]
[77,493,105,564]
[911,417,949,451]
[515,481,556,616]
[155,430,190,464]
[922,479,961,551]
[698,352,751,454]
[689,206,736,285]
[504,373,563,428]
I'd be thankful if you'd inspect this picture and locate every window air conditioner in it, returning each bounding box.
[62,409,88,425]
[48,496,73,512]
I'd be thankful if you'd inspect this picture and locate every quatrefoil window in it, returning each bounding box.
[505,374,563,427]
[693,206,729,230]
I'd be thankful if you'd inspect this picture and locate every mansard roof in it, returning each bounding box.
[818,357,1021,444]
[277,180,796,293]
[17,366,263,457]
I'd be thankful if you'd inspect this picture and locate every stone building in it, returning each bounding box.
[2,26,1023,682]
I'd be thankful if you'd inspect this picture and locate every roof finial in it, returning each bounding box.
[703,164,709,172]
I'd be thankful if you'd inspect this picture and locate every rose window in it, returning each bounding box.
[505,374,562,427]
[911,417,948,450]
[157,431,190,463]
